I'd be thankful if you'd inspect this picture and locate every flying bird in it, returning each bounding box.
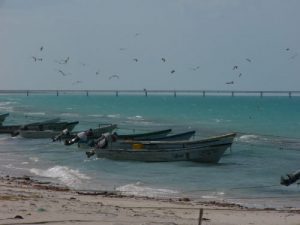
[226,81,234,85]
[57,69,70,76]
[232,65,238,70]
[109,75,120,80]
[55,57,70,64]
[96,69,100,75]
[161,58,166,62]
[191,66,200,71]
[290,53,298,60]
[133,58,138,62]
[246,58,251,62]
[40,46,43,51]
[72,80,83,85]
[286,48,290,51]
[32,56,42,62]
[238,73,242,77]
[170,70,175,74]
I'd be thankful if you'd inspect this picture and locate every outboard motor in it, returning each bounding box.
[280,170,300,186]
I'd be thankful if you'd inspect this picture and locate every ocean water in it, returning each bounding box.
[0,94,299,209]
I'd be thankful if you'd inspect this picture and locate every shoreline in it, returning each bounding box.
[1,176,300,225]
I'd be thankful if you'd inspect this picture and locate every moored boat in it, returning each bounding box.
[18,121,79,138]
[0,113,9,125]
[77,129,172,148]
[91,132,236,163]
[0,118,61,135]
[115,129,172,140]
[56,124,118,143]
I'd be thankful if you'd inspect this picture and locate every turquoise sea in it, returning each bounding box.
[0,94,299,209]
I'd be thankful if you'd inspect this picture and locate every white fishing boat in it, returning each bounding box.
[91,132,236,163]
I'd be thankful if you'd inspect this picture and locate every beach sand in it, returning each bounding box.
[0,176,299,225]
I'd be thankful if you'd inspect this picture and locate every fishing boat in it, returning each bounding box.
[18,121,79,138]
[0,118,61,135]
[115,129,172,140]
[90,132,236,163]
[0,113,9,125]
[54,124,118,142]
[76,128,173,148]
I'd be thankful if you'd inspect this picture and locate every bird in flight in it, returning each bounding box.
[226,81,234,85]
[32,56,42,62]
[96,69,100,75]
[232,65,238,70]
[191,66,200,71]
[286,48,290,51]
[246,58,251,63]
[133,58,138,62]
[72,80,83,85]
[109,75,120,80]
[170,70,175,74]
[161,58,166,62]
[55,57,70,65]
[238,73,242,77]
[40,46,44,51]
[57,69,70,76]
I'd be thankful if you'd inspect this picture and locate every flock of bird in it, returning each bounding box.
[30,41,180,86]
[31,39,298,86]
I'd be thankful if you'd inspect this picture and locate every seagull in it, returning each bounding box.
[191,66,200,71]
[57,69,70,76]
[55,57,70,64]
[133,58,138,62]
[170,70,175,74]
[32,56,42,62]
[161,58,166,62]
[232,65,238,70]
[246,58,251,62]
[109,75,120,80]
[226,81,234,85]
[72,80,83,85]
[290,53,298,59]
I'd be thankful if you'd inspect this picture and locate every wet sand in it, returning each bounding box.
[0,176,299,225]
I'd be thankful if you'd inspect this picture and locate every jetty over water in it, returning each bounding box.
[0,90,300,97]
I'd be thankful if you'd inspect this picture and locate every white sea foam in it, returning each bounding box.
[238,134,259,143]
[24,112,46,116]
[60,113,79,117]
[29,157,39,162]
[202,192,225,199]
[116,182,178,198]
[88,114,104,118]
[127,115,144,121]
[107,114,120,118]
[30,166,90,187]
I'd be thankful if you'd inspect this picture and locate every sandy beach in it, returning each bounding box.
[0,176,299,225]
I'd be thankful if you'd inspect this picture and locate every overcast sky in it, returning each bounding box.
[0,0,299,91]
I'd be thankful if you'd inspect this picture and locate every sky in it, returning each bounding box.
[0,0,299,91]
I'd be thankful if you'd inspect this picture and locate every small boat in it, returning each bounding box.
[55,124,118,143]
[91,132,236,163]
[0,113,9,125]
[0,118,61,135]
[18,121,79,138]
[140,130,196,141]
[115,129,172,140]
[77,131,196,148]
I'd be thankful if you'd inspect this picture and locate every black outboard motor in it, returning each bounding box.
[280,170,300,186]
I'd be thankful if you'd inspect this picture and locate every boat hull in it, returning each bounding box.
[94,133,236,163]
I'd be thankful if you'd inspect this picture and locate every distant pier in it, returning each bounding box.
[0,90,300,97]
